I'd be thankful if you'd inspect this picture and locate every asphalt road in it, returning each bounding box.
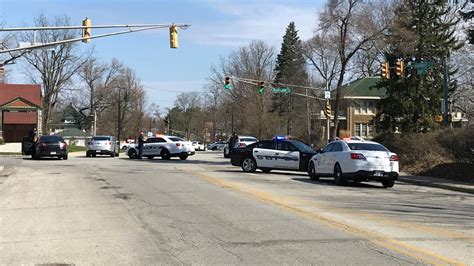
[0,151,473,265]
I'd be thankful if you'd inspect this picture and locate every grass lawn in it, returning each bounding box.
[0,152,21,156]
[68,145,87,152]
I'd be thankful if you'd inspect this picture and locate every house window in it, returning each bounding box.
[354,100,375,114]
[355,123,373,138]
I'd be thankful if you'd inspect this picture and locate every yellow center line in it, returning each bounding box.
[191,171,465,266]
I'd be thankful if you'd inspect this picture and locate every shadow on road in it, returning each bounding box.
[292,177,383,189]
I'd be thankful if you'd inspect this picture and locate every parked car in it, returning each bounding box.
[224,135,258,158]
[230,136,317,173]
[308,139,399,188]
[192,141,207,151]
[126,135,195,160]
[86,136,119,157]
[28,135,68,160]
[207,141,227,151]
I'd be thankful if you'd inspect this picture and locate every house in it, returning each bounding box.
[53,127,91,147]
[321,77,385,139]
[0,84,43,142]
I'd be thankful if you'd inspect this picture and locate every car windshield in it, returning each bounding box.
[92,137,110,141]
[288,140,313,152]
[169,137,184,142]
[39,136,63,143]
[348,143,388,151]
[240,138,257,142]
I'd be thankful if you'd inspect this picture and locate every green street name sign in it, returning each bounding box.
[271,87,292,94]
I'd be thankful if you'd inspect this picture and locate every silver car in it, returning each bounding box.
[86,136,119,157]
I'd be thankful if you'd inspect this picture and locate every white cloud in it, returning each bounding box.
[186,1,319,47]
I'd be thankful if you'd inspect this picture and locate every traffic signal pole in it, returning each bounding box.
[0,23,190,54]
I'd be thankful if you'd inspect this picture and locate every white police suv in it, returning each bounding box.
[308,138,399,188]
[126,135,195,160]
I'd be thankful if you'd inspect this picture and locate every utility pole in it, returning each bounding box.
[442,56,450,127]
[117,89,122,143]
[326,82,330,143]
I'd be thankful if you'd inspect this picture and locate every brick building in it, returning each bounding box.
[0,84,43,142]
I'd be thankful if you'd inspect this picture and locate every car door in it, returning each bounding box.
[274,141,300,170]
[253,140,276,168]
[315,143,334,174]
[143,138,157,155]
[327,142,343,172]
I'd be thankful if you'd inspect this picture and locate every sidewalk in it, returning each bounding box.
[399,174,474,194]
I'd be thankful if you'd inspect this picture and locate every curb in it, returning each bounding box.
[398,176,474,195]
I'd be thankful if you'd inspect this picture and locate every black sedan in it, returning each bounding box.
[230,139,318,173]
[30,135,69,160]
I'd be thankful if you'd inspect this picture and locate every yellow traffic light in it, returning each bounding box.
[396,59,404,77]
[170,25,178,49]
[82,18,91,43]
[381,62,390,79]
[324,104,331,118]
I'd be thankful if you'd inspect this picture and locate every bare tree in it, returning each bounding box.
[175,91,201,139]
[209,40,276,139]
[76,57,122,133]
[318,0,391,138]
[21,14,90,134]
[203,83,223,142]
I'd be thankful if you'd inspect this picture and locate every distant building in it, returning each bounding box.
[320,77,385,139]
[53,127,91,147]
[0,84,43,142]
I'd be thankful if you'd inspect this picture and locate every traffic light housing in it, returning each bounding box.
[324,104,331,118]
[224,77,230,89]
[396,59,404,77]
[170,25,178,49]
[82,18,91,43]
[258,82,264,93]
[381,62,390,79]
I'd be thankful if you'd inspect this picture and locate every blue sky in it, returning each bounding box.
[1,0,324,110]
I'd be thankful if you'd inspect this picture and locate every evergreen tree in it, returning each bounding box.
[272,22,309,136]
[375,0,462,133]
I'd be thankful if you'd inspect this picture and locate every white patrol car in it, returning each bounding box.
[308,138,399,188]
[126,135,195,160]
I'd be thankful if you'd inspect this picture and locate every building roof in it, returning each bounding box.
[336,77,386,99]
[54,128,90,137]
[0,84,43,108]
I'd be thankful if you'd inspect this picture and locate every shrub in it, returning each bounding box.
[373,127,473,179]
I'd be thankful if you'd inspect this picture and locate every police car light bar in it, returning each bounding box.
[275,135,286,142]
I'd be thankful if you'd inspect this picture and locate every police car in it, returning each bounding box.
[126,135,195,160]
[230,136,318,173]
[308,138,399,188]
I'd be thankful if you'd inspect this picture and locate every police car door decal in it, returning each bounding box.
[274,142,300,169]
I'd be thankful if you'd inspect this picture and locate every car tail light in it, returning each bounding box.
[390,155,399,161]
[60,142,67,149]
[176,143,181,147]
[239,143,246,147]
[350,153,366,160]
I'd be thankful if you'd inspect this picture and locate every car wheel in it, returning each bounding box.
[110,153,115,157]
[334,164,346,186]
[147,156,154,160]
[382,180,395,188]
[128,149,137,159]
[115,152,119,157]
[32,154,39,160]
[179,154,188,160]
[63,155,68,160]
[308,161,320,181]
[92,154,96,157]
[241,157,257,173]
[212,147,216,151]
[261,168,271,173]
[161,149,171,160]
